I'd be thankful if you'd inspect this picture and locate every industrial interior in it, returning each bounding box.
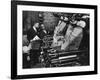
[22,11,89,68]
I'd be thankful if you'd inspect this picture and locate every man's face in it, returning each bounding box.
[71,20,77,24]
[34,23,39,28]
[41,24,45,29]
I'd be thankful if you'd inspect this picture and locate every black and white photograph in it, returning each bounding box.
[22,11,90,69]
[11,1,97,79]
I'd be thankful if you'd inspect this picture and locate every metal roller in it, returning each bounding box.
[51,61,81,67]
[58,61,81,67]
[51,55,79,64]
[51,56,79,64]
[48,50,87,57]
[58,50,88,56]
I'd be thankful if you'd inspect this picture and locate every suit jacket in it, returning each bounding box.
[38,30,47,39]
[27,27,38,42]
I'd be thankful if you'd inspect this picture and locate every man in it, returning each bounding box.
[27,22,40,42]
[61,19,86,51]
[79,15,89,49]
[22,32,31,68]
[51,16,68,47]
[27,22,41,67]
[38,24,47,39]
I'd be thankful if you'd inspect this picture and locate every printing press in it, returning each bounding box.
[22,12,89,68]
[38,35,89,68]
